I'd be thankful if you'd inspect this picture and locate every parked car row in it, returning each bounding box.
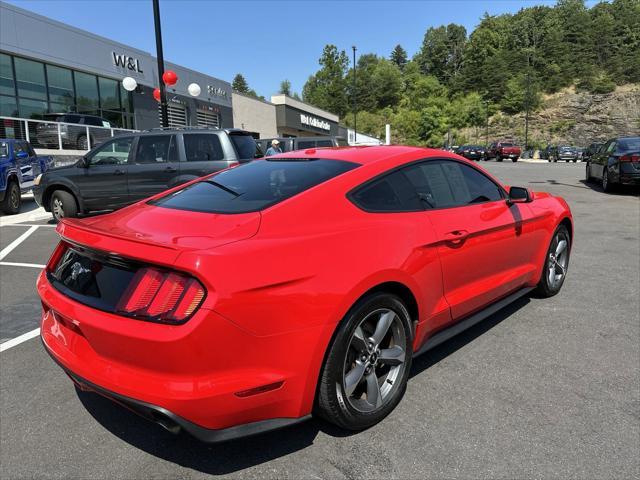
[256,136,348,153]
[585,136,640,192]
[0,139,52,214]
[33,127,262,221]
[540,145,582,162]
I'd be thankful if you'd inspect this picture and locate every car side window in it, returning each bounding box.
[13,141,28,156]
[606,141,616,154]
[350,169,422,212]
[407,160,502,208]
[316,140,333,147]
[134,135,176,164]
[87,137,133,165]
[297,140,316,150]
[183,134,224,161]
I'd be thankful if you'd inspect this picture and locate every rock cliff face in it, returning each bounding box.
[462,84,640,147]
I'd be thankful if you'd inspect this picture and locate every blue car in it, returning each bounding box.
[0,139,52,215]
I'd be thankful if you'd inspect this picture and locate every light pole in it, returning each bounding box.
[152,0,168,128]
[352,45,357,144]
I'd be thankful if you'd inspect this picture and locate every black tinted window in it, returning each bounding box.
[297,140,316,149]
[316,140,333,147]
[410,161,502,208]
[617,137,640,153]
[184,134,224,161]
[351,170,423,212]
[135,135,176,164]
[151,159,359,213]
[230,134,261,159]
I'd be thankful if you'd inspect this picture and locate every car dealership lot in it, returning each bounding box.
[1,161,638,479]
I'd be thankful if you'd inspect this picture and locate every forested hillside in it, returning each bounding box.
[299,0,640,146]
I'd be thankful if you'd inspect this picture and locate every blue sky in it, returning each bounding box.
[7,0,597,98]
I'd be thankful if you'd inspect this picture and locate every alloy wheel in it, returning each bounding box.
[547,231,569,290]
[9,186,19,210]
[52,197,64,220]
[342,308,407,412]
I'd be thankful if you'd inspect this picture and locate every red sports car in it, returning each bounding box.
[39,146,573,441]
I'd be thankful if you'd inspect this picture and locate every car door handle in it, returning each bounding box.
[114,169,125,175]
[164,166,177,173]
[443,230,470,242]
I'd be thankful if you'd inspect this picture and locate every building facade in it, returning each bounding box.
[0,1,232,130]
[271,95,340,138]
[231,92,278,139]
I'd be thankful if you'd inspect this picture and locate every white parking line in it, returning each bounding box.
[0,261,46,269]
[1,224,56,228]
[0,328,41,353]
[0,225,38,261]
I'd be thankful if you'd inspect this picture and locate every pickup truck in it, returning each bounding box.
[487,142,522,162]
[1,139,52,214]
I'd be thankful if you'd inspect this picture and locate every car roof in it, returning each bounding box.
[267,145,452,165]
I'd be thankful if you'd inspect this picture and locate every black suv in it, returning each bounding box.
[256,136,348,153]
[35,114,113,150]
[34,128,261,221]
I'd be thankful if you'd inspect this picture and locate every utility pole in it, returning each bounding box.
[352,45,357,144]
[152,0,168,128]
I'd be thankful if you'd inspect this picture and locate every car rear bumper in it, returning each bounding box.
[37,269,323,440]
[618,173,640,185]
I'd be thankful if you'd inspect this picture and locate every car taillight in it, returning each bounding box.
[47,241,68,272]
[619,154,639,163]
[116,267,205,324]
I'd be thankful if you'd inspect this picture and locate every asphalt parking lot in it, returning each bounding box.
[1,161,639,479]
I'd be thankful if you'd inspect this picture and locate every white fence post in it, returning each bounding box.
[86,126,91,150]
[24,120,30,142]
[385,124,391,145]
[57,124,63,150]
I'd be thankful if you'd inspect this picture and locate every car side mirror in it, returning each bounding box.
[79,156,90,168]
[16,151,28,159]
[508,186,532,204]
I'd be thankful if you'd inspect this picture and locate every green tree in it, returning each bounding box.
[390,44,408,70]
[414,24,467,84]
[279,79,292,96]
[302,45,350,117]
[232,73,250,94]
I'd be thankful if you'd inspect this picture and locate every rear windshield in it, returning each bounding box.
[501,143,514,147]
[618,137,640,153]
[230,134,262,159]
[150,158,359,213]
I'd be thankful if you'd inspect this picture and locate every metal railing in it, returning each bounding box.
[0,116,137,152]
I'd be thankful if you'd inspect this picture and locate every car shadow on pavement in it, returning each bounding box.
[410,295,531,378]
[76,295,532,475]
[76,387,351,475]
[578,179,640,196]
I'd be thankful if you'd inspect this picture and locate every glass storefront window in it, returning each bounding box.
[0,54,15,97]
[101,110,124,128]
[49,102,73,114]
[0,95,18,117]
[75,71,99,111]
[47,65,74,107]
[120,85,133,113]
[99,77,120,110]
[18,97,48,119]
[14,57,47,100]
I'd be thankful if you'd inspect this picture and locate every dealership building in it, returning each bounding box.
[0,1,380,145]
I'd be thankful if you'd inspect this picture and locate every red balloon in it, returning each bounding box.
[162,70,178,86]
[153,88,161,102]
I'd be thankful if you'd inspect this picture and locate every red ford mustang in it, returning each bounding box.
[38,146,573,442]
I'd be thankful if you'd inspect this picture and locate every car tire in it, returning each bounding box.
[50,190,78,222]
[77,135,89,150]
[602,168,613,193]
[535,224,571,298]
[511,157,518,162]
[316,292,413,431]
[496,154,503,162]
[1,180,21,215]
[585,164,592,182]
